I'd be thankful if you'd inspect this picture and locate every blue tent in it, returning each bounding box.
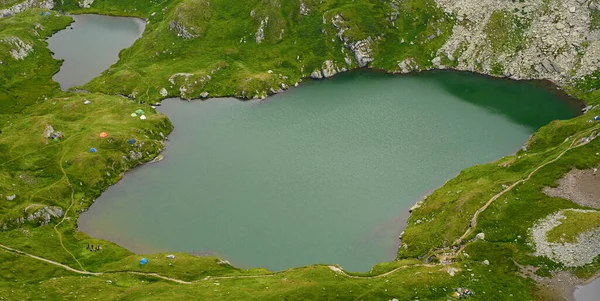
[140,258,148,265]
[40,12,44,16]
[90,148,97,153]
[127,138,136,145]
[594,116,599,121]
[45,12,50,16]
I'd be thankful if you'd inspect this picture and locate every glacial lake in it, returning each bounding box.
[47,14,145,90]
[78,70,580,271]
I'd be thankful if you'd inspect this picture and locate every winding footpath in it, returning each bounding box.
[53,147,86,271]
[0,126,598,284]
[453,125,600,254]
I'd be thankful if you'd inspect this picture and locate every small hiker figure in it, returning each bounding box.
[86,243,90,250]
[97,244,101,251]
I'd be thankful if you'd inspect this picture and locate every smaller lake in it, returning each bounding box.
[575,277,600,301]
[47,14,145,90]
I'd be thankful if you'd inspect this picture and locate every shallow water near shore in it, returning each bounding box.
[575,277,600,301]
[47,14,145,90]
[79,70,579,271]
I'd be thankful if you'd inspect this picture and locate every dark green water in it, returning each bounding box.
[79,71,579,272]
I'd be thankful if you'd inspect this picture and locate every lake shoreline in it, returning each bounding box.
[78,68,579,271]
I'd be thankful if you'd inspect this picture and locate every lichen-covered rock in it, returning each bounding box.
[169,21,196,39]
[26,206,64,226]
[169,0,211,39]
[78,0,94,8]
[255,17,268,44]
[0,0,54,18]
[42,124,54,138]
[311,69,323,79]
[331,14,375,68]
[435,0,600,83]
[322,60,337,78]
[397,57,419,73]
[299,1,310,16]
[3,37,33,60]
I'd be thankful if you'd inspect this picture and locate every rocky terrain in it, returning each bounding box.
[0,0,52,18]
[531,209,600,267]
[2,36,33,60]
[435,0,600,84]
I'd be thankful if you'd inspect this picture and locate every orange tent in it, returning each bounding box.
[99,132,109,138]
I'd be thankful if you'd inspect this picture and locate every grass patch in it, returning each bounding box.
[547,210,600,243]
[591,10,600,31]
[484,10,529,53]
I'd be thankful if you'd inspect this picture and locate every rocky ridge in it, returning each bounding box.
[434,0,600,84]
[0,0,53,18]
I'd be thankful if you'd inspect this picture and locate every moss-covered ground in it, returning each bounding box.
[1,1,600,300]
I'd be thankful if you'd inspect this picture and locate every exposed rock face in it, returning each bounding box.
[160,88,168,97]
[26,206,64,226]
[255,17,268,44]
[310,69,323,79]
[322,60,338,77]
[3,37,33,60]
[331,14,375,68]
[350,38,375,67]
[78,0,94,8]
[42,124,55,138]
[435,0,600,83]
[299,1,310,16]
[530,209,600,267]
[311,60,347,79]
[169,21,196,39]
[397,57,419,73]
[0,0,54,18]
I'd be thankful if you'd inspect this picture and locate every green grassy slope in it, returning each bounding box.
[51,0,452,102]
[0,10,71,114]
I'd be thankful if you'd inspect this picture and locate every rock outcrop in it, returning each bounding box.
[331,14,375,68]
[0,0,54,18]
[78,0,94,8]
[169,20,196,39]
[25,206,64,226]
[397,57,419,73]
[255,17,268,44]
[435,0,600,83]
[299,1,310,16]
[311,60,347,79]
[3,37,33,60]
